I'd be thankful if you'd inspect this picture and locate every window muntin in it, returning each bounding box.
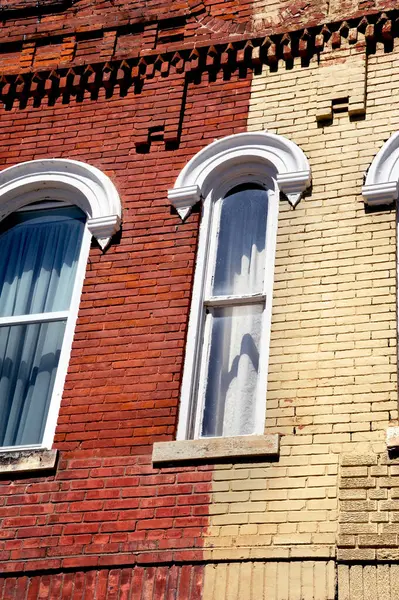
[0,205,86,447]
[192,184,270,439]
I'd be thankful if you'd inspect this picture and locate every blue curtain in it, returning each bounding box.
[0,206,85,446]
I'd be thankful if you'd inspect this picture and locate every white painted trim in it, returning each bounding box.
[194,307,213,439]
[204,293,266,307]
[0,311,69,326]
[0,159,122,248]
[177,195,213,440]
[256,186,279,437]
[0,444,43,453]
[168,185,201,220]
[168,131,311,220]
[363,132,399,206]
[41,225,92,449]
[192,193,223,439]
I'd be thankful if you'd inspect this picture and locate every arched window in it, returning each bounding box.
[168,132,311,440]
[0,159,121,451]
[197,183,269,438]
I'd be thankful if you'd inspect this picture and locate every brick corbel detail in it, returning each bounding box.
[313,46,367,122]
[0,10,397,109]
[60,36,77,65]
[100,31,118,62]
[19,41,36,72]
[132,72,187,148]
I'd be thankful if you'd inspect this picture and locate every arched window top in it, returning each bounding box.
[363,132,399,206]
[0,159,122,249]
[168,131,311,220]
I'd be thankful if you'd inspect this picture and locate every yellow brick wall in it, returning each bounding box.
[203,38,399,596]
[203,561,335,599]
[338,452,399,562]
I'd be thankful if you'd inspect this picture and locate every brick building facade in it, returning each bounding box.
[0,0,399,598]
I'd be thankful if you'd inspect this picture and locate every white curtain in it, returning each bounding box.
[0,209,83,316]
[0,207,85,446]
[202,187,268,437]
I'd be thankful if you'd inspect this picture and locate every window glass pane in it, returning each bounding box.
[212,186,268,297]
[0,206,85,317]
[0,320,66,446]
[201,304,263,438]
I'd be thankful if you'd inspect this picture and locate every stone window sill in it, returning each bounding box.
[0,449,58,474]
[152,434,280,465]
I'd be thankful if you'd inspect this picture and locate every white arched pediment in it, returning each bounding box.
[0,159,122,249]
[363,132,399,206]
[168,131,311,219]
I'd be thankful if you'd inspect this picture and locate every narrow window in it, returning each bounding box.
[0,204,86,448]
[193,184,269,438]
[172,132,310,442]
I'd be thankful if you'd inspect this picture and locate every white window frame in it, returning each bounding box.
[0,159,122,452]
[168,131,311,441]
[191,173,279,439]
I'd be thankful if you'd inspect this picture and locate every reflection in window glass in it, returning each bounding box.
[201,304,263,437]
[0,206,85,446]
[213,186,268,297]
[0,321,66,446]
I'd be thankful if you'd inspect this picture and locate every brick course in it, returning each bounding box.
[0,454,213,573]
[1,0,399,595]
[0,565,204,599]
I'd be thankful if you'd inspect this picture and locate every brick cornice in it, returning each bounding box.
[0,9,394,105]
[0,0,74,18]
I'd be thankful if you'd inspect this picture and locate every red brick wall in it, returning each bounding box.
[0,68,252,592]
[0,455,212,573]
[0,564,204,599]
[0,71,251,453]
